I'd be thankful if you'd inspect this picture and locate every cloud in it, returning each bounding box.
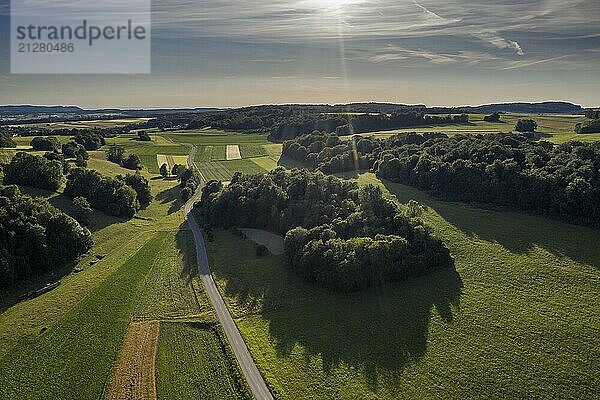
[474,33,524,55]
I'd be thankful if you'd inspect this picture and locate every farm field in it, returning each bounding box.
[196,159,268,182]
[156,322,252,400]
[0,232,168,400]
[105,321,160,400]
[351,113,598,144]
[206,172,600,400]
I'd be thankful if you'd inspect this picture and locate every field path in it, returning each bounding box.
[184,147,274,400]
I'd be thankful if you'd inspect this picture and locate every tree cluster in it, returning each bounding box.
[281,131,445,174]
[72,131,105,150]
[0,185,93,288]
[177,166,202,201]
[194,168,453,291]
[514,119,538,133]
[64,168,151,217]
[576,111,600,134]
[105,145,143,170]
[483,113,501,123]
[3,152,63,191]
[31,136,61,152]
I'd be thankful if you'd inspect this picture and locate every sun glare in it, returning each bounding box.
[305,0,365,12]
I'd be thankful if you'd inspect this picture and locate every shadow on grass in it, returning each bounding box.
[381,179,600,269]
[155,185,183,215]
[18,186,121,233]
[265,267,463,388]
[208,230,462,388]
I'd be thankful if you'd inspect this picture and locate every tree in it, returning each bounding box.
[515,119,538,133]
[483,113,501,123]
[575,119,600,134]
[106,145,125,164]
[122,154,143,170]
[172,164,186,177]
[137,131,152,141]
[72,196,93,226]
[31,136,61,152]
[160,163,169,177]
[0,132,16,148]
[584,110,600,120]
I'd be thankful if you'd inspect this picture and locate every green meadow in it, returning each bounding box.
[206,172,600,400]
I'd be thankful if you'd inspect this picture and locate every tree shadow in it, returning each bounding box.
[155,185,183,215]
[381,179,600,269]
[18,186,120,232]
[208,230,462,388]
[264,267,463,389]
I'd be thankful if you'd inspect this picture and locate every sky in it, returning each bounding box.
[0,0,599,108]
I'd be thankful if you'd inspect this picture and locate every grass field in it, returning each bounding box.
[206,173,600,400]
[134,230,200,320]
[350,113,598,144]
[0,233,167,400]
[156,322,252,400]
[196,159,269,182]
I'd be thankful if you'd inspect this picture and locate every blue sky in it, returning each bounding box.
[0,0,598,108]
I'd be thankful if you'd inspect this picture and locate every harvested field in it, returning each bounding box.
[105,322,160,400]
[156,155,188,175]
[226,145,241,160]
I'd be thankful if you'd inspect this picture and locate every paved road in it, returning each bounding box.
[184,147,274,400]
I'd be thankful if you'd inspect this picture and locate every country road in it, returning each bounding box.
[184,147,274,400]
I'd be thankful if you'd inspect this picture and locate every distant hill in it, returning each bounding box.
[458,102,584,115]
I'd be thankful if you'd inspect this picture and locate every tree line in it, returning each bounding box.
[0,185,93,288]
[576,110,600,134]
[194,168,453,291]
[281,131,600,226]
[269,112,469,142]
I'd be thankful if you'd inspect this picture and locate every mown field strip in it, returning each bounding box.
[226,145,242,160]
[156,322,252,400]
[0,233,168,400]
[105,322,160,400]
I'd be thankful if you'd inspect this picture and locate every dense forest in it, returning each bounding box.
[282,132,600,226]
[0,185,93,288]
[194,168,453,291]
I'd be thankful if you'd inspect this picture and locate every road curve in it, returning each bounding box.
[184,147,274,400]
